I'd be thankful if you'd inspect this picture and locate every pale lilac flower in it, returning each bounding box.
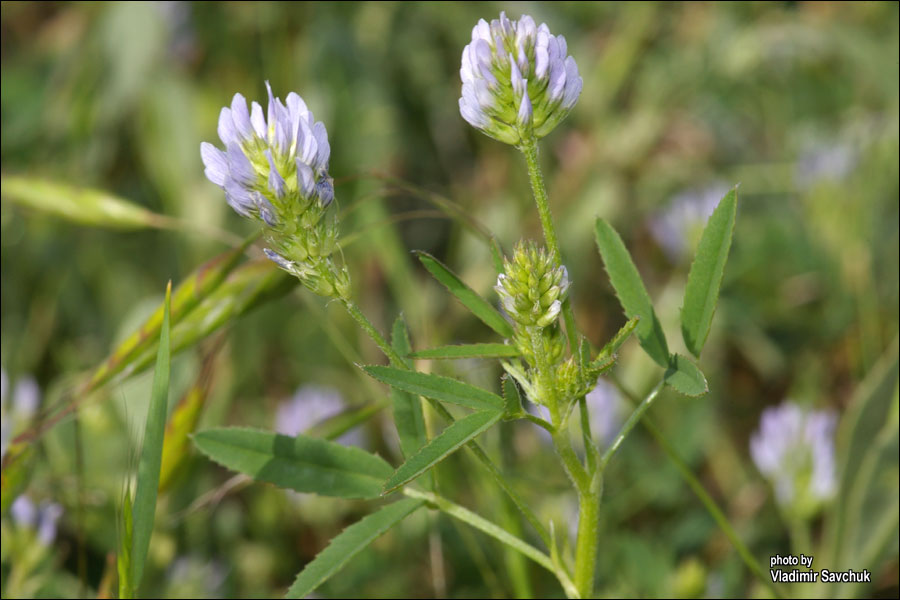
[1,370,41,460]
[795,144,857,190]
[649,183,728,261]
[275,385,364,447]
[459,12,583,144]
[750,401,837,517]
[11,495,63,545]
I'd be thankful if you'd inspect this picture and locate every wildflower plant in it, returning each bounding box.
[19,7,887,600]
[183,12,743,599]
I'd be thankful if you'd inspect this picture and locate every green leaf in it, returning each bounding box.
[1,175,168,229]
[664,354,708,396]
[286,498,425,598]
[416,252,514,338]
[130,281,172,589]
[384,410,503,493]
[410,343,520,360]
[595,316,640,364]
[502,375,523,416]
[364,366,504,412]
[594,219,669,367]
[192,428,393,499]
[681,188,738,357]
[390,316,428,460]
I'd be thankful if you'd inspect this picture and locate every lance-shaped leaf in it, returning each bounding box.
[85,237,255,393]
[130,281,172,590]
[664,354,708,397]
[383,410,502,493]
[192,428,393,499]
[416,251,514,338]
[390,317,428,460]
[502,375,523,416]
[594,316,640,366]
[595,219,669,367]
[286,498,425,598]
[1,175,170,229]
[681,188,738,357]
[410,343,520,360]
[364,366,504,412]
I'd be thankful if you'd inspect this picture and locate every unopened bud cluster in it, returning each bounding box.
[201,82,349,298]
[459,12,583,145]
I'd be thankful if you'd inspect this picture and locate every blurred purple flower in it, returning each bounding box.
[750,401,837,516]
[275,385,364,447]
[11,495,63,545]
[1,369,41,460]
[649,183,728,262]
[585,379,627,449]
[794,144,857,190]
[460,12,582,144]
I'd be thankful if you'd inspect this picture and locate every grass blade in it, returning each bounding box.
[681,188,737,357]
[415,251,514,338]
[193,427,394,499]
[384,410,502,493]
[130,281,172,589]
[286,498,425,598]
[410,343,520,360]
[594,218,669,367]
[1,175,169,229]
[364,366,504,412]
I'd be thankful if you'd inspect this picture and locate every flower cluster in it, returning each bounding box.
[496,241,569,330]
[201,82,349,298]
[750,401,837,518]
[459,12,583,145]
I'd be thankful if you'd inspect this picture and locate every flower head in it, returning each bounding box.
[495,241,569,329]
[750,401,837,518]
[201,82,349,298]
[459,12,583,145]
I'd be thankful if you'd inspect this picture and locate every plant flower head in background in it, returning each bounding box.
[201,82,349,298]
[750,401,838,520]
[459,12,583,145]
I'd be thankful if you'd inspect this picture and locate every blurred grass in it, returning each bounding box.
[1,2,898,598]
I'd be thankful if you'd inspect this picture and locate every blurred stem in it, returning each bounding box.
[610,374,784,599]
[788,516,812,558]
[519,137,579,353]
[339,296,551,548]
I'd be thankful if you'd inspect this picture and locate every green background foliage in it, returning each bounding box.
[1,2,897,598]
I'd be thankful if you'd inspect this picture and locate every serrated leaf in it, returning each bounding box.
[364,365,504,412]
[193,428,393,499]
[130,281,172,589]
[681,188,737,357]
[664,354,708,396]
[1,175,167,229]
[384,410,503,492]
[410,343,520,360]
[390,316,428,460]
[286,498,425,598]
[416,252,514,338]
[594,219,669,367]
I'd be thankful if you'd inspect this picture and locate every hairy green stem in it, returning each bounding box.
[519,137,579,353]
[573,481,601,598]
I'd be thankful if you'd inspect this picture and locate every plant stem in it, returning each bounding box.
[519,137,579,353]
[573,483,600,598]
[404,487,579,598]
[340,298,407,367]
[610,374,784,599]
[598,379,665,472]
